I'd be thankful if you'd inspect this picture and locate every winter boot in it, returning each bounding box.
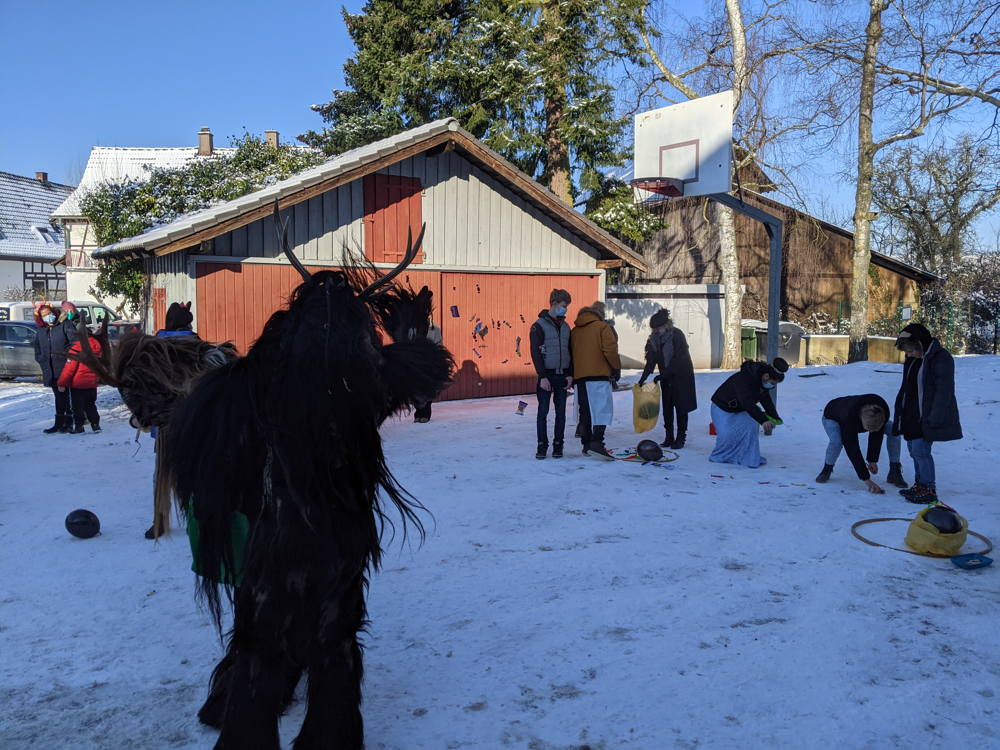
[671,433,686,450]
[586,426,615,460]
[815,464,833,483]
[552,441,564,458]
[536,442,548,460]
[144,525,157,540]
[91,422,102,433]
[43,415,61,434]
[906,486,939,505]
[659,433,675,448]
[885,462,906,488]
[69,423,86,434]
[899,483,926,500]
[57,415,72,434]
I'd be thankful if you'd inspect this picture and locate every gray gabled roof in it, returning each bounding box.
[91,119,647,271]
[0,171,75,262]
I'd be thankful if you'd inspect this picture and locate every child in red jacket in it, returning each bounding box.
[57,335,102,434]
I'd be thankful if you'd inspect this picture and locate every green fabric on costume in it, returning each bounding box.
[185,500,249,586]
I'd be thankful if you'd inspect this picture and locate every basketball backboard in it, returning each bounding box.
[633,90,733,202]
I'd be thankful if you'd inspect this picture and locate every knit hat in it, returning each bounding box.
[649,309,670,329]
[895,323,932,353]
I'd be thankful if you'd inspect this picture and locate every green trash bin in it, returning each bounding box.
[741,327,758,361]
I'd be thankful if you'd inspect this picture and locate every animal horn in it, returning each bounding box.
[360,223,426,298]
[71,317,118,386]
[272,201,311,283]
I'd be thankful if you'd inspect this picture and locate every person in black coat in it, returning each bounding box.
[816,394,890,492]
[637,309,697,448]
[892,323,962,503]
[32,302,79,433]
[709,358,788,468]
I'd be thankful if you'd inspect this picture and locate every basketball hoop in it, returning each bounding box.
[630,177,684,206]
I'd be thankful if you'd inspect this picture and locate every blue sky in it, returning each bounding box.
[0,0,364,185]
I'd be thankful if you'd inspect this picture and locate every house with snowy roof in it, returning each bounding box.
[51,128,247,304]
[0,171,75,299]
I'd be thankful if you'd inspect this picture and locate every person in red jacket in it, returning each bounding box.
[57,332,102,434]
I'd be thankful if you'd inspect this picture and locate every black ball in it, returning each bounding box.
[65,509,101,539]
[636,439,664,462]
[923,506,962,535]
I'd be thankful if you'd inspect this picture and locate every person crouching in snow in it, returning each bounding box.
[57,320,102,434]
[571,301,621,459]
[892,323,962,504]
[709,358,788,468]
[815,395,890,493]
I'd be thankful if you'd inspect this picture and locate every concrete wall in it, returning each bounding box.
[606,283,725,370]
[803,335,904,365]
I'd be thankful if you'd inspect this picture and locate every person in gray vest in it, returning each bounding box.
[530,289,573,459]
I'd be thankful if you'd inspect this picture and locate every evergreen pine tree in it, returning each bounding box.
[301,0,649,207]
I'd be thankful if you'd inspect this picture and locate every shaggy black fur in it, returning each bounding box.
[167,254,453,748]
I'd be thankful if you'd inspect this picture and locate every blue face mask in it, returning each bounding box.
[552,306,567,317]
[43,314,56,324]
[762,381,776,390]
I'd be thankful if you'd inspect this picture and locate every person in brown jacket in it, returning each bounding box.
[571,302,621,458]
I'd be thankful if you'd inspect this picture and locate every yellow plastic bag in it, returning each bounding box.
[904,506,968,556]
[632,382,661,433]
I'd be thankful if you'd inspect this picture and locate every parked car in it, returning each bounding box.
[0,316,141,380]
[0,320,41,379]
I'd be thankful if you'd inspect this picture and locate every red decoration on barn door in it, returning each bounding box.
[363,174,424,264]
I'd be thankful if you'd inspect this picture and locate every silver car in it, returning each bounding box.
[0,321,42,379]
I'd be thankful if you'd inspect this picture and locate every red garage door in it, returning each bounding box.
[195,262,442,355]
[439,272,600,400]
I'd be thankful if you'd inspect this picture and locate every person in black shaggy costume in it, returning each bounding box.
[169,217,452,749]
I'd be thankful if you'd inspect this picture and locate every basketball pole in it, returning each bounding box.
[708,192,783,367]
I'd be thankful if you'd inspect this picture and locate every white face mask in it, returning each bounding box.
[762,381,776,390]
[43,313,56,324]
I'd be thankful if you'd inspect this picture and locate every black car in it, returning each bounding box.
[0,320,41,379]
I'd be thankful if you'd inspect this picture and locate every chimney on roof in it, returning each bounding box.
[36,172,48,184]
[265,130,280,149]
[197,127,214,156]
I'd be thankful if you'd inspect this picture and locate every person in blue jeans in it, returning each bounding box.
[530,289,573,459]
[816,394,892,493]
[892,323,963,503]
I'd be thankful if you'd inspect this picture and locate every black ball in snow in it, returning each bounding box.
[65,509,101,539]
[923,506,962,535]
[636,439,664,462]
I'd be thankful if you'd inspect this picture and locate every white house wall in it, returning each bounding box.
[203,150,602,273]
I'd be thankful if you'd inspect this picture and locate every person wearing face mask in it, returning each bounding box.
[709,357,788,468]
[530,289,573,458]
[32,302,79,433]
[892,323,962,504]
[637,308,697,449]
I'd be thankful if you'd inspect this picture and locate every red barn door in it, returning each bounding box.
[439,273,600,401]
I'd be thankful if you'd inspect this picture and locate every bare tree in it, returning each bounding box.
[798,0,1000,360]
[638,0,832,368]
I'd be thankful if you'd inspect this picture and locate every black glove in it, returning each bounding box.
[612,369,621,382]
[653,375,661,385]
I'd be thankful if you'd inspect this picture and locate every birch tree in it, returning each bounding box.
[800,0,1000,360]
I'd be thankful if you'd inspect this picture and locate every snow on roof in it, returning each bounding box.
[51,146,237,219]
[0,171,75,262]
[90,119,645,270]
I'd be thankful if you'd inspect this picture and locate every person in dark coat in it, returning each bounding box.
[530,289,573,458]
[709,358,788,468]
[892,323,962,503]
[637,309,697,449]
[32,302,78,433]
[815,394,890,493]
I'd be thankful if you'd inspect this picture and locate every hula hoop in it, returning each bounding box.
[850,517,993,558]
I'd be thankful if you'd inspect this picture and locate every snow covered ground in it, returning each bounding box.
[1,358,998,749]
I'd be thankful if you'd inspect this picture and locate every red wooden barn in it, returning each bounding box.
[93,119,645,400]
